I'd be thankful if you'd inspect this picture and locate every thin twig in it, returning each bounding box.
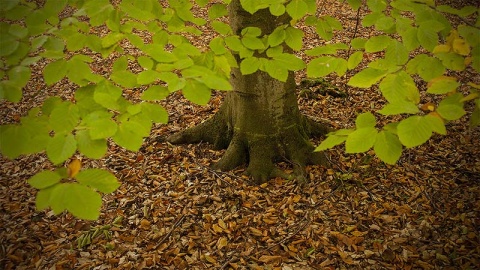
[153,214,186,250]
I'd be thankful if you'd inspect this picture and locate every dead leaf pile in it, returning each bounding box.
[1,0,479,269]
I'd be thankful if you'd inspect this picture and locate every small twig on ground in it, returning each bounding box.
[153,214,186,250]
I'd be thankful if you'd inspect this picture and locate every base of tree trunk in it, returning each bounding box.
[167,101,331,184]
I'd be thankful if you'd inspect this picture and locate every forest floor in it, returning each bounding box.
[1,0,480,269]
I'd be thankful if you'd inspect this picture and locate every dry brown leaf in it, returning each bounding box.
[217,237,228,250]
[258,255,282,264]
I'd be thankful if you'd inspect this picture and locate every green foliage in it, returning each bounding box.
[0,0,478,220]
[29,166,119,220]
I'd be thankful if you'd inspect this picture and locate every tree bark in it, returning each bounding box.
[167,0,330,183]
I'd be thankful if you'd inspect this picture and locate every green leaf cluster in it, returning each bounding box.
[29,168,119,220]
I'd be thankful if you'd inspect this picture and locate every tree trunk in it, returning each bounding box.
[167,0,330,183]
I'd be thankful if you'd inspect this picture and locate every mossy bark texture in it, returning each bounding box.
[167,0,330,183]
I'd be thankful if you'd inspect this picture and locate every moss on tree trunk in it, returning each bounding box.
[167,0,331,183]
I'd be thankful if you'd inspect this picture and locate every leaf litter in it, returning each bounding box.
[1,0,479,269]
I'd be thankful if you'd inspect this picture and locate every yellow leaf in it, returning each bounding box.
[204,254,217,264]
[212,224,223,233]
[218,219,227,230]
[460,92,479,102]
[68,158,82,178]
[446,30,459,46]
[351,230,367,237]
[468,82,480,89]
[452,38,470,56]
[433,44,451,53]
[217,237,228,250]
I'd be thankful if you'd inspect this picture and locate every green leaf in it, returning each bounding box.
[351,38,367,49]
[182,79,211,105]
[346,0,361,10]
[436,103,465,121]
[365,35,393,52]
[145,45,178,63]
[286,0,308,20]
[44,183,67,214]
[209,37,227,55]
[212,21,232,35]
[374,130,402,164]
[379,72,420,104]
[307,57,347,77]
[242,36,265,50]
[285,27,304,51]
[76,169,120,193]
[379,101,420,115]
[367,0,387,12]
[64,183,102,220]
[240,57,261,75]
[67,58,94,86]
[208,3,228,19]
[94,81,122,109]
[28,170,62,189]
[315,135,347,151]
[401,27,420,50]
[112,121,146,151]
[268,27,286,47]
[49,102,80,134]
[345,127,378,153]
[141,102,168,123]
[406,54,445,81]
[8,66,30,88]
[269,3,286,16]
[85,117,118,140]
[355,112,376,128]
[242,27,262,37]
[417,24,438,52]
[385,40,409,66]
[76,130,107,159]
[425,114,446,135]
[36,187,54,211]
[397,116,432,148]
[201,74,232,90]
[0,81,22,102]
[427,77,459,94]
[141,85,169,101]
[458,25,480,47]
[239,0,263,14]
[46,133,77,165]
[348,68,388,88]
[362,12,383,27]
[273,53,305,71]
[137,56,154,70]
[138,70,161,85]
[347,51,363,70]
[44,59,68,85]
[265,60,289,82]
[111,70,138,88]
[112,56,128,72]
[435,52,466,71]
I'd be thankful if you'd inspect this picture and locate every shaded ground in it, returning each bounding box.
[1,0,479,269]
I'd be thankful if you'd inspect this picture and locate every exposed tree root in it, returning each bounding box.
[167,109,331,184]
